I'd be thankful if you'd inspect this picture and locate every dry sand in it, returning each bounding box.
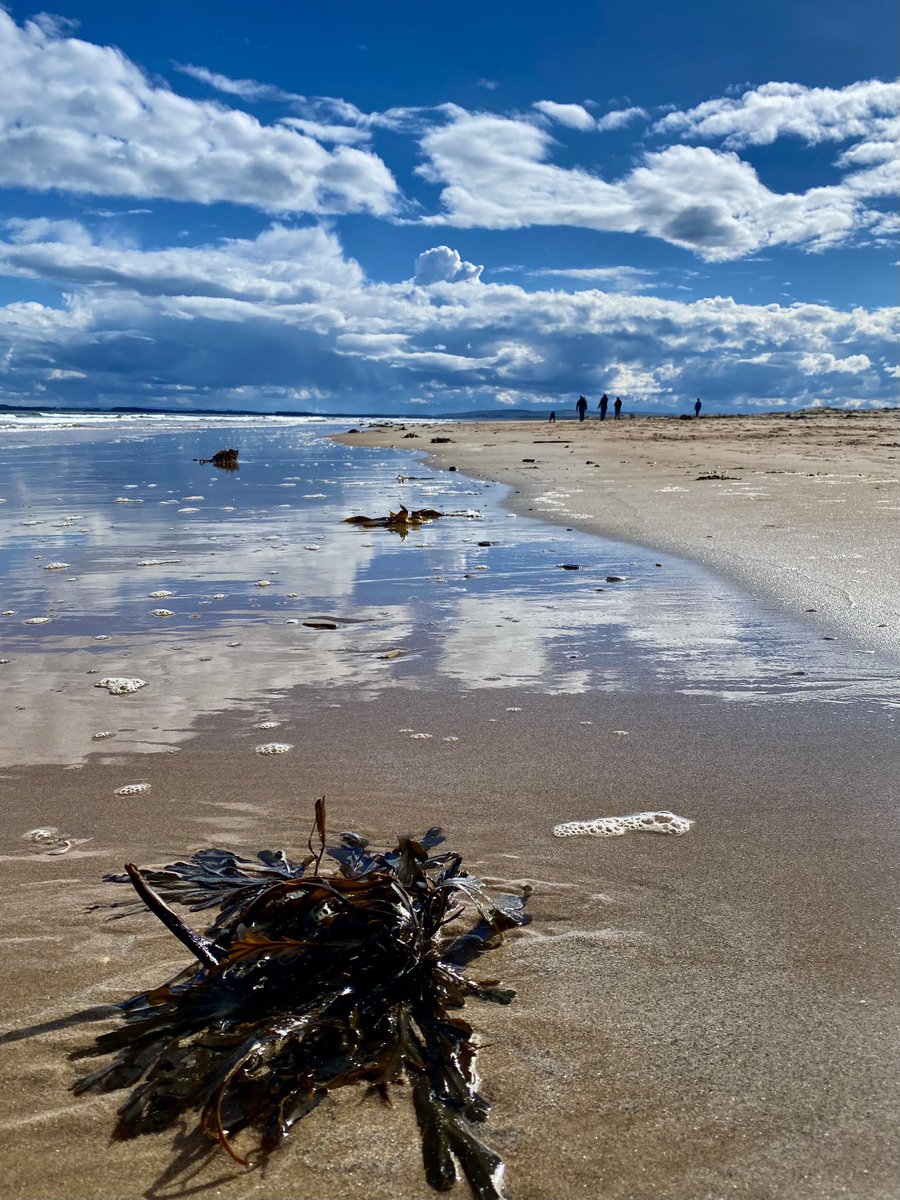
[339,409,900,660]
[1,411,899,1200]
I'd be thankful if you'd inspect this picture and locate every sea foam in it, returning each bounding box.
[553,811,694,838]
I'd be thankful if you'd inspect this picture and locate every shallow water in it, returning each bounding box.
[0,414,896,766]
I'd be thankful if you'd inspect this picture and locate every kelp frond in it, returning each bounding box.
[74,800,529,1199]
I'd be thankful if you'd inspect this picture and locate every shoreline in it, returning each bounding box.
[336,409,900,661]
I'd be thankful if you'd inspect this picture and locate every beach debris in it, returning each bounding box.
[138,558,182,567]
[696,472,738,481]
[255,720,281,730]
[43,562,71,570]
[255,742,294,755]
[114,783,151,797]
[431,436,453,443]
[92,731,116,740]
[150,609,174,618]
[409,732,433,739]
[379,648,405,659]
[23,826,72,855]
[148,590,173,599]
[343,505,443,538]
[95,677,148,695]
[115,497,143,504]
[558,563,580,571]
[254,579,272,588]
[73,800,527,1197]
[195,448,239,469]
[605,575,627,583]
[553,811,694,838]
[303,620,339,630]
[25,616,51,624]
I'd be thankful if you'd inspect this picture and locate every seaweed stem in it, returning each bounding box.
[124,863,220,969]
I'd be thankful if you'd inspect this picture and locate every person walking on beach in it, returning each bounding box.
[694,398,702,417]
[613,397,622,420]
[598,394,609,420]
[548,410,556,423]
[576,395,587,422]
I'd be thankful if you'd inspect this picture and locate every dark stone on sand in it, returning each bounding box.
[448,465,457,471]
[304,620,339,630]
[559,564,580,570]
[605,575,626,582]
[431,436,453,443]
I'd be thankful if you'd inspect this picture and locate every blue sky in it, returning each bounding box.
[0,2,897,414]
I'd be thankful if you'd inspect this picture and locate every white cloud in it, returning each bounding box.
[0,11,398,215]
[526,266,658,292]
[797,352,872,375]
[0,223,896,414]
[595,106,648,131]
[533,101,596,131]
[418,110,867,259]
[655,79,900,149]
[414,245,483,285]
[172,62,302,103]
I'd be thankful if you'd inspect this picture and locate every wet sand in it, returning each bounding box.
[1,688,898,1200]
[338,409,900,659]
[1,413,899,1199]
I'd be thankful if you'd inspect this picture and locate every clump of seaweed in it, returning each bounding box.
[343,504,444,536]
[74,800,529,1199]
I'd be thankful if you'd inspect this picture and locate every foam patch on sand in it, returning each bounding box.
[553,811,694,838]
[114,782,151,796]
[43,562,70,570]
[95,677,147,695]
[151,609,174,617]
[148,591,173,598]
[255,742,293,754]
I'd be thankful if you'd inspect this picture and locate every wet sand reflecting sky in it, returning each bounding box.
[0,414,895,766]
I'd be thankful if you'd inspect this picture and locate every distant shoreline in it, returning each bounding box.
[2,401,897,421]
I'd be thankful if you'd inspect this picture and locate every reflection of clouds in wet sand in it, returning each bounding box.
[0,601,420,766]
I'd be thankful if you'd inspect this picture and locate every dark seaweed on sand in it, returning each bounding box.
[74,800,529,1199]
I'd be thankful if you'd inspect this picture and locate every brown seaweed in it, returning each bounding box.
[343,504,444,537]
[74,801,528,1199]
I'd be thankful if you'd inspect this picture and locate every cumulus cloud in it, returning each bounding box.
[595,106,648,131]
[418,110,870,258]
[414,245,483,285]
[655,78,900,149]
[0,11,398,215]
[533,101,596,130]
[0,223,896,414]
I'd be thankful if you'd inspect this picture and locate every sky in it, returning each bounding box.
[0,1,897,415]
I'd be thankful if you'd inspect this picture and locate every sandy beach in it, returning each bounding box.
[339,409,900,660]
[1,413,898,1200]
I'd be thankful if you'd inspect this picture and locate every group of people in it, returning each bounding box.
[549,395,703,422]
[573,393,622,422]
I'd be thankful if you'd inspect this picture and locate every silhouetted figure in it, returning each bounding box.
[613,397,622,420]
[694,398,702,417]
[576,395,587,422]
[548,410,556,423]
[598,393,609,420]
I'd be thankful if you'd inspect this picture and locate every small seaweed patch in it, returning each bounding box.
[74,800,529,1199]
